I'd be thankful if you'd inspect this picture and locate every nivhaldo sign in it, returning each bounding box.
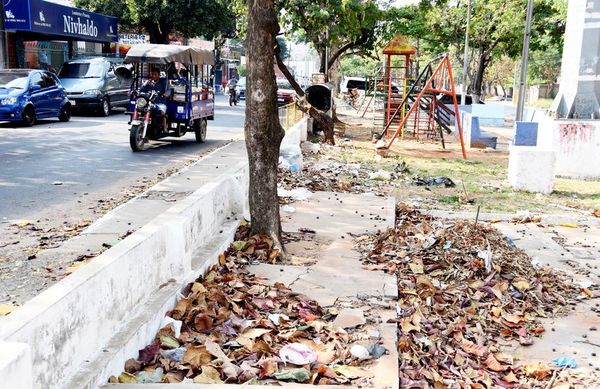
[3,0,118,43]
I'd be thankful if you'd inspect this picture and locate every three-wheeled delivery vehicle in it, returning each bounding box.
[124,44,215,151]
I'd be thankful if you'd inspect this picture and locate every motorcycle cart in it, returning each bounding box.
[124,44,215,151]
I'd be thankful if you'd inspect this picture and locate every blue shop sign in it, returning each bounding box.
[3,0,118,43]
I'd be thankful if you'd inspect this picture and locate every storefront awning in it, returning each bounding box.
[3,0,118,43]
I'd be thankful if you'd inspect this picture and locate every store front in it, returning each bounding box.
[2,0,118,70]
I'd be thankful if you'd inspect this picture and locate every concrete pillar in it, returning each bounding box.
[551,0,600,119]
[508,146,556,194]
[0,341,33,389]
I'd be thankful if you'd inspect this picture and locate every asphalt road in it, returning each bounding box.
[0,95,245,221]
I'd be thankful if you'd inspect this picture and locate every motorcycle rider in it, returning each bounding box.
[140,67,169,130]
[226,77,238,102]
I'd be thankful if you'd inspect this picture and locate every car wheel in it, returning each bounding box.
[22,106,35,127]
[195,119,207,143]
[59,104,71,122]
[100,97,111,116]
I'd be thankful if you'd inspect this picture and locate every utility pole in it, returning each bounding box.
[516,0,534,122]
[461,0,472,105]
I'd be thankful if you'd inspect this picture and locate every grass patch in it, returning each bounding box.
[320,117,600,215]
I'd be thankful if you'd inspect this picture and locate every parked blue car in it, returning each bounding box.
[0,69,71,126]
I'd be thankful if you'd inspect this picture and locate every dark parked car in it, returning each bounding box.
[0,69,71,126]
[58,57,133,116]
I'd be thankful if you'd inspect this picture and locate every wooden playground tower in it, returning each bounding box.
[361,34,467,159]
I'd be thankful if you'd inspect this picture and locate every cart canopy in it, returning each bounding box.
[124,44,214,66]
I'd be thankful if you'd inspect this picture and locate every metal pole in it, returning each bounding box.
[516,0,534,122]
[461,0,472,105]
[324,27,329,78]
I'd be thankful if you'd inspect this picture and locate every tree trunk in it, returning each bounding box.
[472,49,488,103]
[245,0,285,244]
[318,48,327,76]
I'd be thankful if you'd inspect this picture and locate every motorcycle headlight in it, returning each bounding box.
[135,97,148,109]
[83,89,101,95]
[1,97,17,105]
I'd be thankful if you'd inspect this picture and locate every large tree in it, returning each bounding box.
[279,0,383,75]
[75,0,235,44]
[244,0,285,245]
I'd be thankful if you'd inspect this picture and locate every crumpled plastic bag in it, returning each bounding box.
[277,187,312,201]
[552,356,577,368]
[273,368,310,382]
[369,170,392,180]
[414,176,455,187]
[279,343,317,365]
[279,144,304,171]
[161,347,186,362]
[136,367,164,383]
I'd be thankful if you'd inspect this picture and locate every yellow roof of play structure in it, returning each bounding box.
[382,34,416,55]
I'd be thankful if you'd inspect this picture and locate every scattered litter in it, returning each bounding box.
[136,367,163,383]
[367,343,387,359]
[52,181,63,185]
[300,141,321,154]
[268,313,289,326]
[273,368,310,382]
[368,170,392,180]
[414,176,455,187]
[279,144,304,171]
[477,248,493,274]
[443,240,453,250]
[559,223,577,228]
[552,357,577,368]
[277,187,312,201]
[160,316,182,338]
[160,347,185,362]
[280,205,296,213]
[350,344,371,360]
[573,279,594,289]
[279,343,317,365]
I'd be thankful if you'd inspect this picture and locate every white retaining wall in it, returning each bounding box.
[0,117,309,389]
[537,115,600,179]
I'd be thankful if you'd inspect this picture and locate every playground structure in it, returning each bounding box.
[356,35,466,159]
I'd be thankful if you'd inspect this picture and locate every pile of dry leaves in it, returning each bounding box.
[359,204,584,388]
[110,223,374,385]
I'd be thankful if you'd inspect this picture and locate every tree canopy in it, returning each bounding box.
[279,0,384,73]
[385,0,566,100]
[74,0,236,44]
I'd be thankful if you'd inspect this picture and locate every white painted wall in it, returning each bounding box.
[538,115,600,179]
